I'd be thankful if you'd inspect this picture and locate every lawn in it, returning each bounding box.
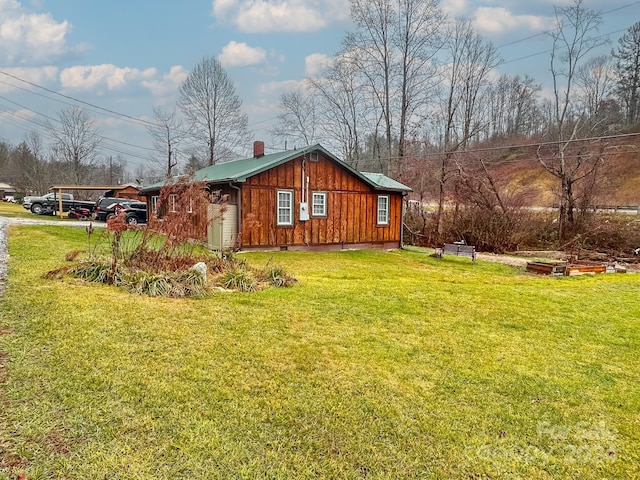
[0,201,69,221]
[0,224,639,479]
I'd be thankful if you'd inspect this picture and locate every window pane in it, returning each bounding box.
[312,192,326,216]
[277,191,292,225]
[377,196,389,224]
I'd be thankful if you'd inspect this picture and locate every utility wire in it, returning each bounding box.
[0,69,157,129]
[353,131,640,164]
[0,0,638,163]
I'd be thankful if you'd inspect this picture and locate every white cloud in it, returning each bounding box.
[258,79,304,96]
[305,53,333,76]
[473,7,549,34]
[0,0,84,65]
[441,0,469,17]
[0,107,36,123]
[142,65,189,98]
[219,41,267,67]
[60,64,156,92]
[0,66,58,93]
[212,0,239,18]
[212,0,349,33]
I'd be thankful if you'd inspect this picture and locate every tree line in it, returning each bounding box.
[1,0,639,245]
[271,0,640,242]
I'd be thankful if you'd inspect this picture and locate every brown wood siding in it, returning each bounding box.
[240,154,404,248]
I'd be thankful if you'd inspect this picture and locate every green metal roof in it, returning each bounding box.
[360,172,412,192]
[141,144,411,193]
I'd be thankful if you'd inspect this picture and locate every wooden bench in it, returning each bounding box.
[439,242,477,261]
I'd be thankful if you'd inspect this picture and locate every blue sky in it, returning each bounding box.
[0,0,638,173]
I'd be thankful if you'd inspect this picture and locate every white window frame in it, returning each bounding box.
[311,192,327,217]
[151,195,158,213]
[277,190,294,226]
[377,195,389,225]
[169,194,178,213]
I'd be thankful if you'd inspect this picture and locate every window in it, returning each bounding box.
[151,195,158,213]
[277,190,294,225]
[312,192,327,217]
[169,194,178,213]
[377,195,389,225]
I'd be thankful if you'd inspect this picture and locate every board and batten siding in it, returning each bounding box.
[240,154,403,249]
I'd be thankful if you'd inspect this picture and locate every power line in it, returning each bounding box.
[0,94,156,154]
[0,69,158,129]
[361,131,640,163]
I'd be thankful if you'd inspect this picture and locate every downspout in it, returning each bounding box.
[229,182,242,249]
[400,192,408,249]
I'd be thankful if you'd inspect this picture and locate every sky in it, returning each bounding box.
[0,0,638,175]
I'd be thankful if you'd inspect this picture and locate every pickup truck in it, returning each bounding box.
[23,193,95,215]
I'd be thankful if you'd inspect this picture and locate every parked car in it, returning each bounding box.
[121,202,148,225]
[23,192,94,215]
[94,197,147,223]
[93,197,140,221]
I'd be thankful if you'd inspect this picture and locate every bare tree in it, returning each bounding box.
[308,54,371,168]
[15,132,49,194]
[178,56,248,166]
[270,88,318,147]
[612,21,640,125]
[148,107,187,177]
[394,0,443,161]
[538,0,607,240]
[485,75,542,138]
[94,155,127,185]
[0,141,10,179]
[576,55,615,125]
[345,0,395,168]
[344,0,443,172]
[435,17,500,235]
[48,106,101,185]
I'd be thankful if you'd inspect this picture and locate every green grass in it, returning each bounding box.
[1,225,639,479]
[0,201,72,221]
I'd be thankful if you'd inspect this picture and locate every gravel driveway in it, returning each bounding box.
[0,217,7,297]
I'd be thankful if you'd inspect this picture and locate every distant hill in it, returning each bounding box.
[481,132,640,208]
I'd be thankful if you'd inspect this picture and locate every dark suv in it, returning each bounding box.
[94,197,147,222]
[121,202,148,225]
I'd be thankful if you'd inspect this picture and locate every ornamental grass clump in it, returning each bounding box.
[258,265,298,288]
[45,178,297,297]
[220,266,256,292]
[71,261,118,285]
[126,269,207,298]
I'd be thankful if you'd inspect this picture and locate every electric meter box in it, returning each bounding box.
[299,202,309,221]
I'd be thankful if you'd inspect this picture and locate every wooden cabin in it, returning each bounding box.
[140,143,411,251]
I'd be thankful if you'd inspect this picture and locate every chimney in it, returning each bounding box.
[253,141,265,158]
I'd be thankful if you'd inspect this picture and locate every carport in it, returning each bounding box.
[48,185,140,218]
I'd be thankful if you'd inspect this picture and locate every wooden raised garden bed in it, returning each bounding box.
[526,260,620,276]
